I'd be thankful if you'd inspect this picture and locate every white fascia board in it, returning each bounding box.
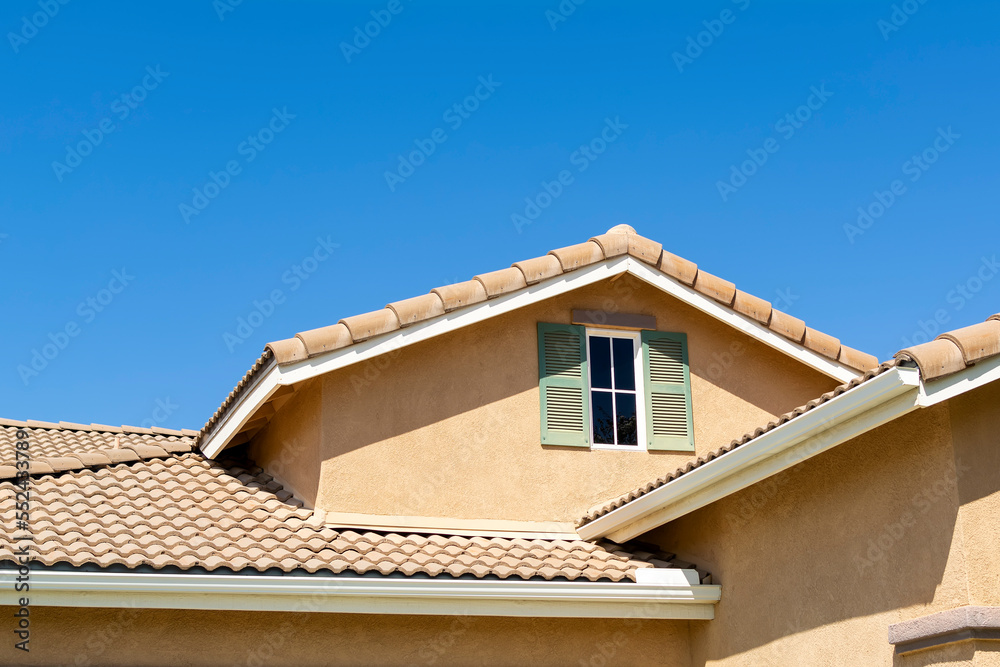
[918,353,1000,407]
[201,256,860,457]
[3,571,721,620]
[579,366,921,543]
[201,362,281,458]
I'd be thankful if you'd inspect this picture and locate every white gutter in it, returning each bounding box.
[579,365,923,543]
[3,570,721,620]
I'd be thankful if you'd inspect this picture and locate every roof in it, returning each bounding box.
[200,225,878,449]
[580,313,1000,530]
[896,314,1000,379]
[0,418,198,477]
[0,423,706,583]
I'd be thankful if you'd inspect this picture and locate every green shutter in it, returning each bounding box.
[538,323,589,447]
[641,331,694,451]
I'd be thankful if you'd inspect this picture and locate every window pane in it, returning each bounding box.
[589,337,612,389]
[591,391,615,444]
[616,392,638,445]
[612,338,635,391]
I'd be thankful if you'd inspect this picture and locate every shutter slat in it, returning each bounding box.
[538,323,589,447]
[642,331,694,451]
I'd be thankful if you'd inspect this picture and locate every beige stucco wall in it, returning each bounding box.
[251,274,839,522]
[646,403,971,665]
[251,376,323,507]
[946,379,1000,609]
[641,377,1000,666]
[0,606,692,667]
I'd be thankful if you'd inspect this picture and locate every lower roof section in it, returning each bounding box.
[0,435,710,583]
[0,569,721,620]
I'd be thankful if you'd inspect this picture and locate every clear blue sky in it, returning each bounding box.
[2,1,998,431]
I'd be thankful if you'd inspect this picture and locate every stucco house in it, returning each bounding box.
[3,225,999,666]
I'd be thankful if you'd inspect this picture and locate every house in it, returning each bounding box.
[3,225,999,666]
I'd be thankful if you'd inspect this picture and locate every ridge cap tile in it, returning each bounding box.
[205,228,883,450]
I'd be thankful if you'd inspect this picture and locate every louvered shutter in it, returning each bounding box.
[641,331,694,451]
[538,323,589,447]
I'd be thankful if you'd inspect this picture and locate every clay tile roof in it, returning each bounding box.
[897,314,1000,380]
[209,226,876,441]
[577,360,901,528]
[0,421,196,477]
[0,423,702,583]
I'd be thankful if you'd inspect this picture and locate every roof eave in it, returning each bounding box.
[4,569,722,620]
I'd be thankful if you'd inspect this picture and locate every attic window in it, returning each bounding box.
[538,322,694,452]
[587,332,640,447]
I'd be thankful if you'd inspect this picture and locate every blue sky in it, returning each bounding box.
[2,1,998,431]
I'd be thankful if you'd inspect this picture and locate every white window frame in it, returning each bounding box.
[585,328,647,451]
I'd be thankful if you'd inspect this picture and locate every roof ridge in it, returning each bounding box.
[0,417,199,438]
[201,226,879,441]
[896,312,1000,380]
[0,423,198,480]
[577,358,902,528]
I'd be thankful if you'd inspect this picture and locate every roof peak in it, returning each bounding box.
[606,224,637,235]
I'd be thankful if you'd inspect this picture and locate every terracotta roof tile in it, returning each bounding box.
[838,345,879,373]
[895,314,1000,380]
[474,267,528,298]
[265,337,307,364]
[0,422,195,477]
[340,309,400,343]
[623,231,663,266]
[802,327,841,360]
[512,255,563,285]
[657,249,698,286]
[693,270,736,306]
[0,424,700,582]
[588,232,630,258]
[294,322,353,358]
[205,226,874,443]
[201,350,274,435]
[732,290,772,325]
[937,319,1000,366]
[768,309,806,343]
[548,240,605,271]
[431,280,488,312]
[386,294,446,328]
